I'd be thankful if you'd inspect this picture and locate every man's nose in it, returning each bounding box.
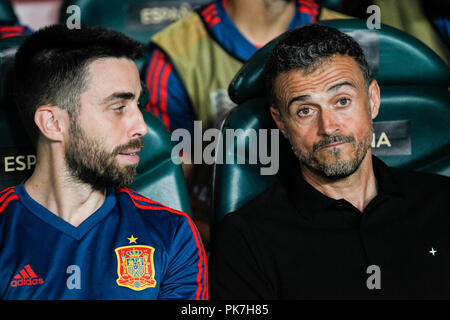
[318,108,340,136]
[130,105,148,139]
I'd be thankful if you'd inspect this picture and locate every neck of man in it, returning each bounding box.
[24,141,106,227]
[224,0,296,47]
[300,150,378,212]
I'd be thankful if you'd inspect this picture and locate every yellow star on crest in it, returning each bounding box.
[127,235,138,244]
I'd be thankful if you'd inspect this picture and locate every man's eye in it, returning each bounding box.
[114,106,126,113]
[297,108,312,117]
[337,98,350,107]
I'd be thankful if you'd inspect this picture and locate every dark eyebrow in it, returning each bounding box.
[286,81,356,109]
[287,94,311,108]
[327,81,356,92]
[102,89,143,104]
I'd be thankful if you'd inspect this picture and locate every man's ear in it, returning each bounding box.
[34,105,69,142]
[368,79,381,120]
[270,106,288,139]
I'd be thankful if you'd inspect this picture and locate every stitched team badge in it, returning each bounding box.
[115,245,157,291]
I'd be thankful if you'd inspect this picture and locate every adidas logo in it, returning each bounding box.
[10,264,44,287]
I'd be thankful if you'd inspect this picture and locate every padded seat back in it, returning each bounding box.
[0,0,18,22]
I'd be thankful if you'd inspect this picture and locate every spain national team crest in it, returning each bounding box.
[115,245,157,291]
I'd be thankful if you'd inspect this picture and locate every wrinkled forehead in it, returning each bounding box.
[274,54,366,108]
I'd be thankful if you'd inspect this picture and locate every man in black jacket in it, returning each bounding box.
[209,24,450,299]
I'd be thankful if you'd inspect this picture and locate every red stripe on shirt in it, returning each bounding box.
[299,6,318,16]
[203,9,217,20]
[0,186,14,196]
[207,16,221,28]
[201,3,216,16]
[0,33,23,39]
[298,0,319,15]
[0,188,15,204]
[0,194,19,214]
[201,4,220,28]
[120,188,208,299]
[0,26,25,32]
[299,0,319,9]
[145,50,161,112]
[159,62,172,130]
[150,54,166,117]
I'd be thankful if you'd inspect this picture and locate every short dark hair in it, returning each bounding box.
[264,24,373,109]
[13,24,143,144]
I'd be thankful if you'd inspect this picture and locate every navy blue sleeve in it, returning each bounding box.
[158,212,209,300]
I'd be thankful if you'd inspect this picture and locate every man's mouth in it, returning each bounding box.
[117,149,142,165]
[313,135,355,152]
[323,142,344,149]
[114,138,145,165]
[118,150,140,156]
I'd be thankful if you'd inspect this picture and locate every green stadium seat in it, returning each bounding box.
[0,0,18,22]
[0,36,192,216]
[214,19,450,223]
